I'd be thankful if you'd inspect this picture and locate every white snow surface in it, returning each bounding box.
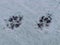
[0,0,60,45]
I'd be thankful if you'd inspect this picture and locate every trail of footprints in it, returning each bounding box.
[4,13,52,30]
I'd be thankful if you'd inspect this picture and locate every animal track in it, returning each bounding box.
[5,15,23,30]
[37,13,52,30]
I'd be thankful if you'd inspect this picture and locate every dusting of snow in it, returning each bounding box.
[0,0,60,45]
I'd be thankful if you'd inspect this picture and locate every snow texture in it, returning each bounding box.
[0,0,60,45]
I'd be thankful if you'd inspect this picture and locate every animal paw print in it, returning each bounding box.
[37,13,52,30]
[5,15,23,30]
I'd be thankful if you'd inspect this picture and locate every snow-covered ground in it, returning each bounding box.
[0,0,60,45]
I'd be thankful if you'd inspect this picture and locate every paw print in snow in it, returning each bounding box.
[37,13,52,30]
[5,15,23,30]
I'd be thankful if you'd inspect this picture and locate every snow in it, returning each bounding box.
[0,0,60,45]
